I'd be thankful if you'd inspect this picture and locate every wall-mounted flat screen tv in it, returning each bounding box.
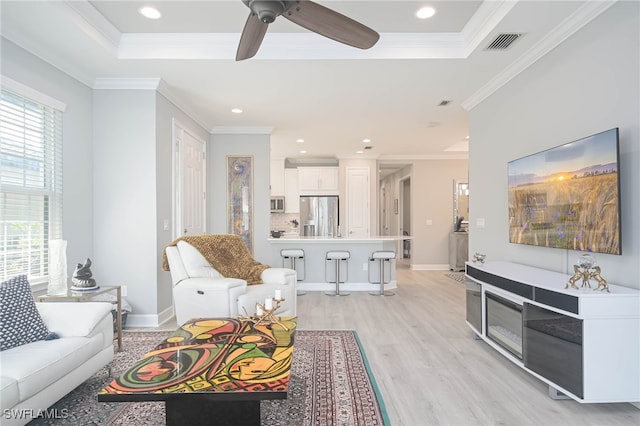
[508,128,621,255]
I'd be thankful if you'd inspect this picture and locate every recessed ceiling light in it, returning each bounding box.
[356,150,364,154]
[296,139,304,143]
[231,108,243,114]
[299,150,307,154]
[362,138,371,143]
[416,6,436,19]
[139,6,162,20]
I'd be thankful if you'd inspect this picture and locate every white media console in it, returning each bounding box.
[465,261,640,403]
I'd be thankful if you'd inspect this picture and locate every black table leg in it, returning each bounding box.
[165,399,260,426]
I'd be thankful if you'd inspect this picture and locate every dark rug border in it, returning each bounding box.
[352,330,391,426]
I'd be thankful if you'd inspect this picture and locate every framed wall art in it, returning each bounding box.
[227,155,253,252]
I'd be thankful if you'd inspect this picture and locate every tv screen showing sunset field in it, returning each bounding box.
[508,128,621,255]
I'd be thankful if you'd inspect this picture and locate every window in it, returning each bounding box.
[0,80,64,282]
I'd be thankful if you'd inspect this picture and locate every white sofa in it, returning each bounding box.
[0,302,114,426]
[165,241,297,325]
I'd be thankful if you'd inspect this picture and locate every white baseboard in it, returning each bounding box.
[411,264,450,270]
[125,305,174,328]
[297,281,397,292]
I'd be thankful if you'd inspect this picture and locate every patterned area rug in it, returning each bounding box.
[445,272,466,283]
[30,330,388,426]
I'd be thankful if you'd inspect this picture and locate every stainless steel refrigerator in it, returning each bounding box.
[299,196,339,237]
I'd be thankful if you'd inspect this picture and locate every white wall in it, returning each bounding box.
[411,159,469,268]
[0,38,94,281]
[469,2,639,288]
[93,90,159,316]
[208,133,271,264]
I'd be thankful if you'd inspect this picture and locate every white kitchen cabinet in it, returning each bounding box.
[284,168,299,213]
[298,167,339,195]
[270,159,285,196]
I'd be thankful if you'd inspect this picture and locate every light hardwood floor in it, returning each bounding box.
[294,265,640,426]
[156,265,639,425]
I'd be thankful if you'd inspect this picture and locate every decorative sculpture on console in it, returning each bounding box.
[472,252,486,264]
[565,265,583,290]
[565,254,609,292]
[591,266,609,293]
[71,258,98,290]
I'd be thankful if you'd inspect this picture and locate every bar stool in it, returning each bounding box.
[325,250,350,296]
[280,249,306,296]
[369,251,396,296]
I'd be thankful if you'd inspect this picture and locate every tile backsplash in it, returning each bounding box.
[270,213,300,234]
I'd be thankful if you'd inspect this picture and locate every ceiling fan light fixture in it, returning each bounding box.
[237,0,379,61]
[416,7,436,20]
[245,0,289,24]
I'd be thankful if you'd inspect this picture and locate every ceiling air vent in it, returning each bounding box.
[438,100,452,107]
[364,145,373,150]
[485,33,523,50]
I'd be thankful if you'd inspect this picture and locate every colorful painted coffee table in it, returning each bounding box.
[98,317,296,426]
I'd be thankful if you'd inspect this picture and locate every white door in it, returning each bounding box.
[174,121,206,238]
[346,167,370,237]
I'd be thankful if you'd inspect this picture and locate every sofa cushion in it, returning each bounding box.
[37,302,113,337]
[0,275,50,351]
[0,376,19,411]
[1,335,104,403]
[177,241,223,279]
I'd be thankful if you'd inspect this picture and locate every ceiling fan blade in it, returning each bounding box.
[283,1,379,49]
[236,12,269,61]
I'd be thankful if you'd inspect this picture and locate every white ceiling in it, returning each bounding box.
[0,1,613,163]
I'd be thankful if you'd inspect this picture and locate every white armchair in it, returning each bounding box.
[165,240,297,325]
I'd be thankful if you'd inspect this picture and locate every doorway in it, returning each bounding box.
[399,176,411,262]
[377,163,412,266]
[173,119,206,239]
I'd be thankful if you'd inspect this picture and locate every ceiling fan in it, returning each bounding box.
[236,0,380,61]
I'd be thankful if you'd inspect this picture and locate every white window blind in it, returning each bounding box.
[0,86,63,281]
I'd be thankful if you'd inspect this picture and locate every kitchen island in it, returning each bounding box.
[266,236,411,292]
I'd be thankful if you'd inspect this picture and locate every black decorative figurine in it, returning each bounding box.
[72,258,97,290]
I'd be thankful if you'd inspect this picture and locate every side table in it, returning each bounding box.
[37,286,122,351]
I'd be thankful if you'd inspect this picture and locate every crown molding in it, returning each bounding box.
[378,154,468,161]
[92,78,210,130]
[211,127,274,135]
[461,0,617,111]
[93,78,161,90]
[58,0,120,56]
[118,32,478,60]
[155,80,210,131]
[1,28,96,88]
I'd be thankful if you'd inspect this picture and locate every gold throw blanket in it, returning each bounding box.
[162,234,269,285]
